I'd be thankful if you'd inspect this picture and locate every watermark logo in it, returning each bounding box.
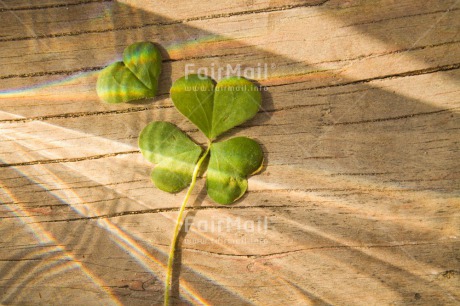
[183,237,268,245]
[185,63,272,80]
[184,216,270,233]
[182,216,272,246]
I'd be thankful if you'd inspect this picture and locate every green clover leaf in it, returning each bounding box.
[96,42,162,104]
[207,137,264,204]
[170,74,261,140]
[139,121,203,193]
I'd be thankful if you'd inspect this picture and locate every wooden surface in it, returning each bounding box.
[1,0,459,305]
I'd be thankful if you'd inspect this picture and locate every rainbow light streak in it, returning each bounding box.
[0,182,123,305]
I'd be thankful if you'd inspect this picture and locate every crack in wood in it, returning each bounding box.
[341,7,460,28]
[175,241,456,258]
[0,66,103,80]
[0,0,113,12]
[327,107,459,126]
[0,53,239,80]
[0,150,139,168]
[31,204,299,223]
[330,172,391,176]
[280,62,460,90]
[0,103,171,123]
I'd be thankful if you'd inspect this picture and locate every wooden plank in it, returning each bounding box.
[0,0,323,41]
[1,152,459,218]
[1,40,459,120]
[1,0,456,42]
[0,0,458,78]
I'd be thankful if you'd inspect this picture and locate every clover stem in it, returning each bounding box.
[164,145,210,306]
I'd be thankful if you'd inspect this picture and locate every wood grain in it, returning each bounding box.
[0,0,459,305]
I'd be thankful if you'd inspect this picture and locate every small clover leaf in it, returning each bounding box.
[170,74,215,137]
[139,121,203,193]
[123,42,162,92]
[207,137,264,204]
[212,77,262,139]
[96,42,162,104]
[170,74,261,140]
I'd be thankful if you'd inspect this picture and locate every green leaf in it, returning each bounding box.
[211,77,261,139]
[170,75,261,140]
[96,42,162,104]
[96,62,155,104]
[123,42,162,92]
[139,121,203,193]
[207,137,264,204]
[170,74,215,138]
